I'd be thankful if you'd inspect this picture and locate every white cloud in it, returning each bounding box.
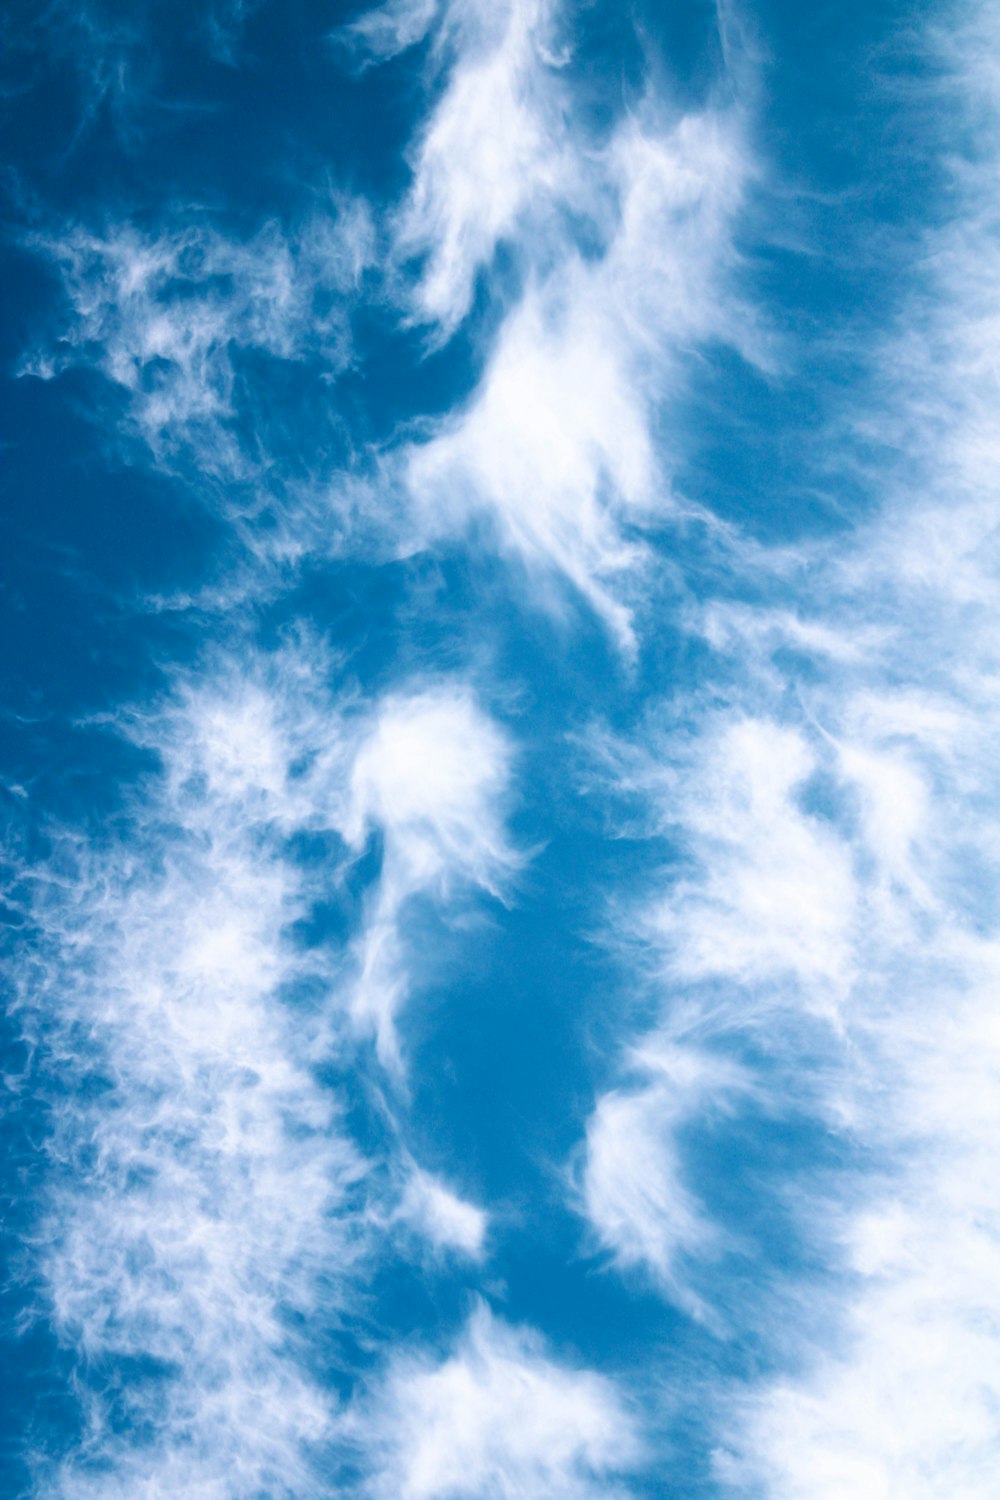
[343,685,514,892]
[21,652,361,1496]
[29,0,1000,1492]
[648,716,858,1004]
[406,275,651,649]
[396,1168,488,1259]
[341,0,763,646]
[669,10,1000,1484]
[25,2,760,652]
[719,959,1000,1494]
[676,622,1000,1491]
[15,650,521,1494]
[581,1043,748,1322]
[380,0,576,334]
[562,36,1000,1488]
[359,1301,642,1499]
[342,684,519,1068]
[693,601,881,667]
[341,0,440,62]
[23,206,373,481]
[401,102,756,650]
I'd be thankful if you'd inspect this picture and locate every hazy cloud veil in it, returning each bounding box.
[3,0,998,1495]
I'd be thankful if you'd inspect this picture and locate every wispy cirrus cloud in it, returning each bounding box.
[342,683,520,1069]
[23,209,373,483]
[342,0,764,650]
[355,1300,642,1500]
[18,650,361,1496]
[24,0,761,650]
[714,9,1000,1488]
[384,0,577,337]
[18,0,1000,1493]
[11,647,525,1494]
[579,1040,751,1325]
[399,104,760,650]
[393,1165,488,1261]
[568,6,1000,1487]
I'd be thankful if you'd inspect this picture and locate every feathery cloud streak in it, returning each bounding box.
[572,8,1000,1493]
[12,653,537,1495]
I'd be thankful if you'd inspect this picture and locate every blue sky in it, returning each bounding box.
[3,1,1000,1495]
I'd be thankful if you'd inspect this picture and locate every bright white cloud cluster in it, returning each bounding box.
[402,99,755,650]
[346,0,761,648]
[358,1301,641,1499]
[650,716,857,1001]
[342,684,518,1068]
[388,0,575,334]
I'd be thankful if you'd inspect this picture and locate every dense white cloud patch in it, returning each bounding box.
[342,685,519,1068]
[345,0,761,647]
[402,103,756,649]
[390,0,575,334]
[405,276,651,650]
[343,0,440,61]
[358,1301,642,1499]
[650,717,858,1002]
